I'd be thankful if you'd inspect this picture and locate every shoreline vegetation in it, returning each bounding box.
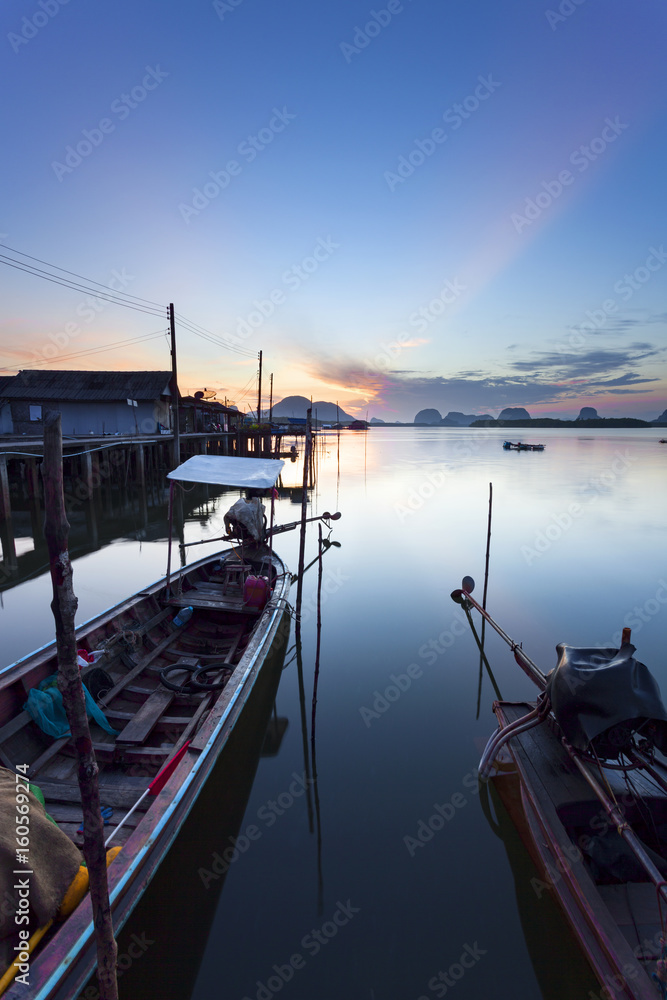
[369,418,667,429]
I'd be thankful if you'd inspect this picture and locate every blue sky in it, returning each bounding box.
[1,0,666,420]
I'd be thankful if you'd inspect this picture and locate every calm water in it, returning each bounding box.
[2,426,666,999]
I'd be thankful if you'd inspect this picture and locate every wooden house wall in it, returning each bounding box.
[6,398,171,436]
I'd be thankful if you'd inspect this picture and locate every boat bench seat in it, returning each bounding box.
[166,582,260,615]
[115,688,175,746]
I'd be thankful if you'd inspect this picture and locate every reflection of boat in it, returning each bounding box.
[503,441,545,451]
[0,457,291,999]
[452,578,667,1000]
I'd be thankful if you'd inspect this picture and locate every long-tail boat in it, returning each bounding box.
[452,577,667,999]
[0,456,340,999]
[502,441,545,451]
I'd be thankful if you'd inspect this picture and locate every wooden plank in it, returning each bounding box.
[0,709,31,744]
[29,628,179,775]
[37,781,151,811]
[599,884,661,929]
[103,709,192,727]
[45,802,142,830]
[167,595,258,614]
[173,692,214,752]
[115,689,174,745]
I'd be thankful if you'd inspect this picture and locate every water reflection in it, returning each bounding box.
[2,426,666,999]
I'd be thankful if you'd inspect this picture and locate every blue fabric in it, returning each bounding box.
[24,675,118,738]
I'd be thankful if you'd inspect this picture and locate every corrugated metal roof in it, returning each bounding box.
[0,370,173,402]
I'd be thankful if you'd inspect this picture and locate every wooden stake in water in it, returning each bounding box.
[43,412,118,1000]
[476,482,493,719]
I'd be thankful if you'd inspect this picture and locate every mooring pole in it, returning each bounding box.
[43,412,118,1000]
[169,303,180,469]
[295,408,312,632]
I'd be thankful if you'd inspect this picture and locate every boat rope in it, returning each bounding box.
[100,628,140,651]
[654,933,667,997]
[590,742,622,819]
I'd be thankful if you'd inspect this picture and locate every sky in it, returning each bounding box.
[1,0,666,421]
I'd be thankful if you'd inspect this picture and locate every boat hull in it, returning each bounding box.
[1,549,291,1000]
[489,701,663,1000]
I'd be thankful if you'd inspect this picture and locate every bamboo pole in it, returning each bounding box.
[294,408,312,634]
[42,412,118,1000]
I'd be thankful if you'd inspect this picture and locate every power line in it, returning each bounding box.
[0,330,167,372]
[0,256,166,318]
[0,244,165,309]
[175,313,256,359]
[0,245,259,365]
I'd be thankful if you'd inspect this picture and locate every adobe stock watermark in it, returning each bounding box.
[555,246,667,355]
[364,276,467,376]
[511,117,629,233]
[604,579,667,649]
[384,75,501,192]
[226,236,339,346]
[521,449,635,565]
[30,267,135,363]
[212,0,246,20]
[77,932,155,999]
[51,67,169,181]
[178,107,296,224]
[394,466,448,522]
[359,608,469,727]
[545,0,587,32]
[8,0,70,55]
[198,771,313,888]
[241,900,359,1000]
[403,771,479,857]
[417,941,487,998]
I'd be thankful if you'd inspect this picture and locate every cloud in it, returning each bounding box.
[303,349,663,419]
[508,344,664,380]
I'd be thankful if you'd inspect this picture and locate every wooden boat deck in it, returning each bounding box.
[493,701,667,997]
[0,555,274,850]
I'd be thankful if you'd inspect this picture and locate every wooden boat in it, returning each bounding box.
[0,456,296,999]
[452,578,667,999]
[503,440,545,451]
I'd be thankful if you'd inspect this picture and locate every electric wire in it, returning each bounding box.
[0,246,260,365]
[0,244,164,309]
[0,331,168,373]
[0,257,166,318]
[175,314,256,359]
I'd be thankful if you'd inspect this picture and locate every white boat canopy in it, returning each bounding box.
[167,455,284,489]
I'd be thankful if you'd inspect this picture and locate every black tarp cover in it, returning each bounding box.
[546,643,667,752]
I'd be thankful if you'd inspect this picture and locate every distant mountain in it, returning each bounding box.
[577,407,599,420]
[270,395,355,422]
[443,411,494,426]
[653,408,667,424]
[498,407,531,421]
[414,408,443,424]
[370,417,385,424]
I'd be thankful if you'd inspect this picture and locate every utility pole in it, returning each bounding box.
[269,373,274,424]
[257,350,263,424]
[169,303,180,468]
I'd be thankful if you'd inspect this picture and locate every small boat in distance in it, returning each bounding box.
[503,441,545,451]
[451,577,667,999]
